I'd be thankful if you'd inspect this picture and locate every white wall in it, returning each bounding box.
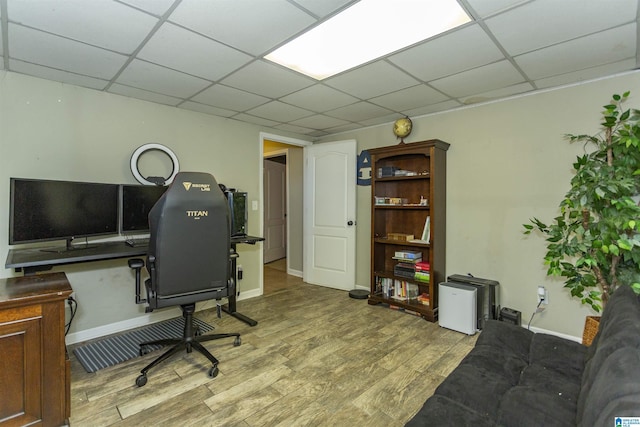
[0,71,299,340]
[319,71,640,338]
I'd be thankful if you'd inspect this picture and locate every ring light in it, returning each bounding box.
[130,143,180,185]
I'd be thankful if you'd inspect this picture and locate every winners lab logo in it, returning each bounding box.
[183,182,211,192]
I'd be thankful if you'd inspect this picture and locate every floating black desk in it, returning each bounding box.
[5,241,147,274]
[5,235,265,326]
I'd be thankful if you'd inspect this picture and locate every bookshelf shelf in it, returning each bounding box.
[367,140,449,322]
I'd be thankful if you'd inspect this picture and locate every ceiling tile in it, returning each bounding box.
[137,23,252,81]
[9,59,108,90]
[465,0,528,18]
[9,24,128,79]
[358,112,405,128]
[460,82,534,105]
[534,59,638,89]
[119,0,176,16]
[322,122,363,134]
[289,114,350,129]
[169,0,316,55]
[290,0,357,18]
[232,113,279,128]
[179,101,237,117]
[115,59,212,98]
[246,100,314,122]
[191,84,269,111]
[369,84,449,111]
[274,123,315,135]
[404,99,462,117]
[325,61,419,99]
[430,60,524,98]
[221,60,315,98]
[486,0,638,55]
[325,101,393,122]
[107,83,183,106]
[7,0,158,53]
[388,24,504,81]
[280,84,358,112]
[515,24,636,80]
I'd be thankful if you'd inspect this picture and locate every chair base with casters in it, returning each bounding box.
[135,302,241,387]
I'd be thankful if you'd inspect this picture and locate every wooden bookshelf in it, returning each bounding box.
[367,140,449,321]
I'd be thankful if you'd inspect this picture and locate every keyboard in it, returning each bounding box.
[125,238,150,248]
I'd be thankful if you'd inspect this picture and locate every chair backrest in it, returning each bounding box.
[147,172,231,308]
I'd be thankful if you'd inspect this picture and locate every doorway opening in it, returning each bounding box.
[260,133,309,295]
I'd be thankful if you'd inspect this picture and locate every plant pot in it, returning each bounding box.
[582,316,601,346]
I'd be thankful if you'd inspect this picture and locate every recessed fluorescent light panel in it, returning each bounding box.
[266,0,471,80]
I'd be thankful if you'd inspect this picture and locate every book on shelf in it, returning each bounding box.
[392,256,422,263]
[420,216,431,243]
[394,250,422,259]
[376,276,419,301]
[414,272,430,283]
[415,261,430,271]
[417,293,430,306]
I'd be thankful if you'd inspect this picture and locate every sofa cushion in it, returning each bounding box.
[434,363,514,419]
[528,333,586,379]
[458,345,528,385]
[405,395,494,427]
[497,386,578,427]
[519,364,581,405]
[579,347,640,427]
[475,319,533,361]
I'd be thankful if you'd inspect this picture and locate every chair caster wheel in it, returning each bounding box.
[136,374,148,387]
[139,346,151,356]
[208,365,219,378]
[234,336,241,346]
[195,326,202,337]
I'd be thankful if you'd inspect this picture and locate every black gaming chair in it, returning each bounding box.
[128,172,241,387]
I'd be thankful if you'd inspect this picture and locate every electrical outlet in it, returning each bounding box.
[537,286,548,305]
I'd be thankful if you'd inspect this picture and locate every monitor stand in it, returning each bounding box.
[40,238,99,253]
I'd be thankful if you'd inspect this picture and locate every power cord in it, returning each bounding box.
[527,299,544,330]
[65,296,77,336]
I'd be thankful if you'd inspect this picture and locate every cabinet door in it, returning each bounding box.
[0,313,42,426]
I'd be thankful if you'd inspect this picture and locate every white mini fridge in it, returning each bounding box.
[439,282,477,335]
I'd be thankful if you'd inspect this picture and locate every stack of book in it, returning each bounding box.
[414,261,430,283]
[392,250,422,279]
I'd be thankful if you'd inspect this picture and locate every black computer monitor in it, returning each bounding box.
[9,178,120,246]
[225,190,248,237]
[120,184,167,233]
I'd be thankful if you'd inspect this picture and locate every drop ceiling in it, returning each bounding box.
[1,0,638,138]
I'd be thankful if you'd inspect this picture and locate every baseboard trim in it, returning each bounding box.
[65,307,182,345]
[66,290,263,346]
[527,325,582,343]
[287,268,302,278]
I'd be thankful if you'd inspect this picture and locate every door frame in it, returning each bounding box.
[259,132,310,292]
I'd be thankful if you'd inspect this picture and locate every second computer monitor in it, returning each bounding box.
[120,184,167,233]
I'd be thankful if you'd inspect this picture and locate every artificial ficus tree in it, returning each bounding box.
[524,91,640,312]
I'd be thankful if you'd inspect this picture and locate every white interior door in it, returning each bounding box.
[264,157,287,263]
[303,140,356,290]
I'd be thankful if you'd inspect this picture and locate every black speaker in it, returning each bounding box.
[499,307,521,326]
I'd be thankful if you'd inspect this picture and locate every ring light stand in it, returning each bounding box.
[130,143,180,186]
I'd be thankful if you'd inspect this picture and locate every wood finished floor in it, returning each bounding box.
[68,260,478,426]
